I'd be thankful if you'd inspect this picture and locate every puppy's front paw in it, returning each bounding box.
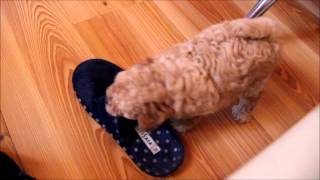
[171,121,193,133]
[231,104,253,123]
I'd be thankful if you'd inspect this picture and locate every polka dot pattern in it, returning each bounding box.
[72,59,184,177]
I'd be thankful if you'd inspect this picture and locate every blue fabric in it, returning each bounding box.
[72,59,184,177]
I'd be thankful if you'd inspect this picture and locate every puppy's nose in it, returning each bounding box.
[106,94,112,103]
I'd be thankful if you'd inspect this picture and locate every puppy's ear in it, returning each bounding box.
[137,111,167,130]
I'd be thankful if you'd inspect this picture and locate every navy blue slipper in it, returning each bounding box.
[72,59,184,177]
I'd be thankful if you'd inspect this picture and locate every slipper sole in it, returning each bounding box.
[72,59,184,177]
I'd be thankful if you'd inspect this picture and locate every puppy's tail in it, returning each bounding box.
[229,17,280,39]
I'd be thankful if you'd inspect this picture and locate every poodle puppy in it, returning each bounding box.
[106,17,279,132]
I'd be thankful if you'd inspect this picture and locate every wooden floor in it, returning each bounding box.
[1,0,319,179]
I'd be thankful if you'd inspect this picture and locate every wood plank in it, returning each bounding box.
[0,111,24,170]
[1,0,319,179]
[1,1,143,179]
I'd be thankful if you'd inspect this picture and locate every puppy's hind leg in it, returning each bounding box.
[232,81,265,123]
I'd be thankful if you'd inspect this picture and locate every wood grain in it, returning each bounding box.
[1,0,319,179]
[48,0,143,24]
